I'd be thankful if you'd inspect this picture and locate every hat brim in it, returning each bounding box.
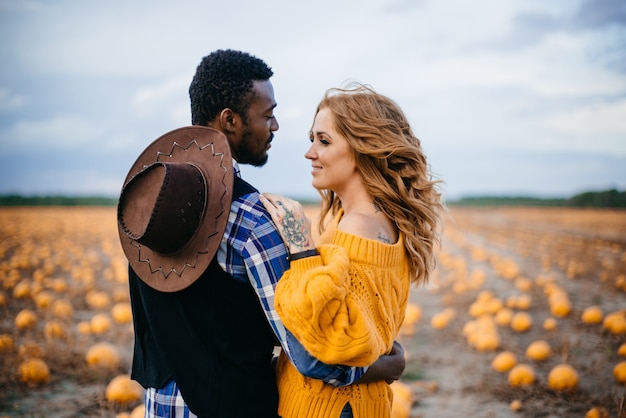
[118,126,233,292]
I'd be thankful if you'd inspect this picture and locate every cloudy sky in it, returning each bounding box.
[1,0,624,201]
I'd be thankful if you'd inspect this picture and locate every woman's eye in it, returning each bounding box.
[309,135,330,145]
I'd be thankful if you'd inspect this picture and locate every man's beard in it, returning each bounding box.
[236,128,270,167]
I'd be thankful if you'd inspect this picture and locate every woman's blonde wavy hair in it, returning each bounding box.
[313,83,444,285]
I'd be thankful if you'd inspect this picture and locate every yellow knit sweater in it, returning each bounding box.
[274,210,411,418]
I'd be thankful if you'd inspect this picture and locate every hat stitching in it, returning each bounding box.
[131,138,230,280]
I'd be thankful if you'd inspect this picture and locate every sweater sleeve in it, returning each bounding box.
[274,244,382,367]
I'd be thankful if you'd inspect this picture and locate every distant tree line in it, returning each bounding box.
[449,189,626,208]
[0,189,624,208]
[0,195,118,206]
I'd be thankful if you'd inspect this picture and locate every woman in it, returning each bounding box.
[260,83,443,418]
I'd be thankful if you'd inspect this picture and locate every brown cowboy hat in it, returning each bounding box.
[117,126,233,292]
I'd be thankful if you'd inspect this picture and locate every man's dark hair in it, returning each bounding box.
[189,49,273,125]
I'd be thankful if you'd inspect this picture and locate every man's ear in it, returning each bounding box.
[218,109,238,133]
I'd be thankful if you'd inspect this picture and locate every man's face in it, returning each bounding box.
[233,80,279,166]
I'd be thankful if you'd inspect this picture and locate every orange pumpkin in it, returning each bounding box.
[510,312,532,333]
[508,364,535,387]
[15,309,37,331]
[543,317,558,331]
[526,340,551,362]
[18,358,50,385]
[106,374,143,403]
[581,305,603,324]
[0,334,14,352]
[111,302,133,324]
[86,342,121,369]
[614,361,626,384]
[491,351,517,373]
[547,364,578,391]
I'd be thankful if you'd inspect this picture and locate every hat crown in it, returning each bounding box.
[118,162,207,255]
[117,126,233,292]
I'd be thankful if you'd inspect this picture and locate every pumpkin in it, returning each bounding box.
[543,317,558,331]
[86,342,121,369]
[51,299,74,320]
[477,290,494,302]
[508,364,535,387]
[491,351,517,373]
[19,343,44,359]
[585,407,610,418]
[404,303,422,324]
[111,302,133,324]
[48,277,68,293]
[13,280,31,299]
[515,294,532,310]
[86,290,111,309]
[581,305,603,324]
[112,287,130,303]
[390,381,413,418]
[526,340,551,362]
[485,298,503,314]
[77,321,92,334]
[495,308,513,326]
[510,312,532,332]
[0,334,14,352]
[614,361,626,383]
[603,311,626,334]
[505,295,517,309]
[105,374,143,403]
[130,404,146,418]
[431,309,455,329]
[549,293,571,318]
[18,358,50,385]
[464,315,500,351]
[514,277,533,292]
[547,364,578,391]
[468,301,488,317]
[44,320,67,340]
[510,399,522,412]
[15,309,37,331]
[90,313,112,334]
[473,331,500,352]
[34,290,54,309]
[618,342,626,357]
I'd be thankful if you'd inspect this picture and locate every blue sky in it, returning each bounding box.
[1,0,624,200]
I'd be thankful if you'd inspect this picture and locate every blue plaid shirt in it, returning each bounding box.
[216,174,366,386]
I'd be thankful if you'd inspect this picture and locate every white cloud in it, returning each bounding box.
[1,0,624,198]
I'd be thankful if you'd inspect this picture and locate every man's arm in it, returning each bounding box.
[354,341,405,384]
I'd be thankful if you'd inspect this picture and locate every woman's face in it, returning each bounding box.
[305,107,360,194]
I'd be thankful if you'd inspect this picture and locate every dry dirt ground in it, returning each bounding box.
[400,207,626,418]
[0,206,625,417]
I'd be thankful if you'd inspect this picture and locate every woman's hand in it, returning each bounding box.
[259,193,315,254]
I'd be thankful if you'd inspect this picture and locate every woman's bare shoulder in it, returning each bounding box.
[339,212,397,243]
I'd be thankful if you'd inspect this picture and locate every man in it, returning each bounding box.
[117,49,404,418]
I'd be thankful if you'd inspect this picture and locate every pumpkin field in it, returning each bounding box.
[0,206,625,417]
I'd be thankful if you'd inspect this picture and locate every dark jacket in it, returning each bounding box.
[129,177,279,417]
